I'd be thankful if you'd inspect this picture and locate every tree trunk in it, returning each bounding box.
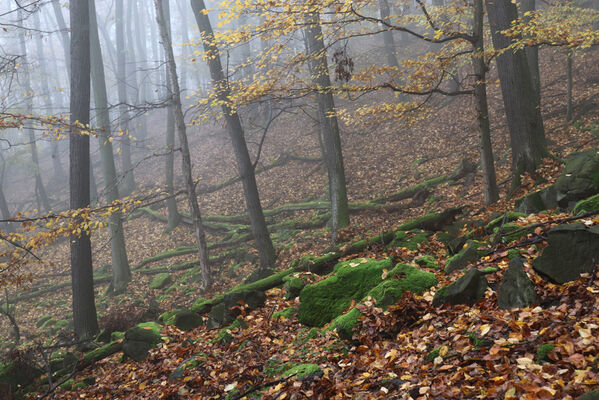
[0,155,13,233]
[486,0,548,186]
[520,0,541,103]
[51,0,71,79]
[378,0,400,71]
[472,0,499,204]
[116,0,136,195]
[304,12,350,233]
[90,0,132,294]
[162,0,181,231]
[190,0,277,269]
[17,9,51,213]
[155,0,212,291]
[70,0,99,340]
[566,50,573,122]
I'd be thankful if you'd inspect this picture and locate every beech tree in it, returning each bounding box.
[70,0,98,340]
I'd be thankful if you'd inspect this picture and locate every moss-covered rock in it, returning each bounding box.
[433,268,488,307]
[272,307,298,320]
[484,212,527,232]
[573,193,599,215]
[150,273,172,290]
[492,223,528,244]
[298,258,393,327]
[387,230,429,250]
[444,240,487,274]
[536,343,555,363]
[415,255,438,269]
[60,378,74,390]
[578,390,599,400]
[555,149,599,206]
[173,309,203,331]
[283,276,306,299]
[214,318,248,344]
[123,322,163,361]
[282,363,323,379]
[333,264,437,340]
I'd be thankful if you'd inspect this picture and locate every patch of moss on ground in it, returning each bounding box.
[214,318,248,344]
[536,343,555,363]
[282,363,322,378]
[272,307,298,320]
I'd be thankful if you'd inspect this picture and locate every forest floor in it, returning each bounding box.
[2,46,599,399]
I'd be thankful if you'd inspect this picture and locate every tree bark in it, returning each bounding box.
[472,0,499,204]
[190,0,277,269]
[304,12,350,233]
[51,0,71,79]
[520,0,541,103]
[378,0,400,71]
[90,0,132,294]
[70,0,99,340]
[115,0,136,195]
[156,0,212,291]
[17,9,52,213]
[486,0,548,186]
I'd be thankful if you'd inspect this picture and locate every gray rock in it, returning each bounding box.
[533,223,599,284]
[444,240,486,274]
[174,309,203,331]
[207,290,266,328]
[497,258,539,309]
[433,268,488,307]
[515,186,558,213]
[555,149,599,207]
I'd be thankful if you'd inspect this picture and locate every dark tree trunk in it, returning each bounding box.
[472,0,499,204]
[378,0,400,71]
[566,50,573,122]
[190,0,277,269]
[70,0,99,340]
[486,0,548,185]
[90,0,132,294]
[304,12,350,233]
[156,0,212,291]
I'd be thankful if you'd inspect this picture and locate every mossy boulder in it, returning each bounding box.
[573,193,599,215]
[515,186,558,214]
[298,258,393,327]
[415,255,438,269]
[578,390,599,400]
[123,321,163,361]
[207,290,266,329]
[492,223,528,244]
[173,309,203,331]
[333,264,437,340]
[444,240,487,274]
[555,149,599,206]
[150,273,172,290]
[533,223,599,283]
[497,258,539,309]
[536,343,555,363]
[283,276,306,299]
[387,230,429,250]
[433,268,488,307]
[272,307,298,320]
[60,378,74,390]
[484,212,527,232]
[282,363,323,379]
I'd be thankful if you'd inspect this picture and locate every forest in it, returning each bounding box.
[0,0,599,398]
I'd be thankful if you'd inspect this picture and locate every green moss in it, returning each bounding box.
[485,212,527,232]
[387,230,429,250]
[282,363,322,378]
[60,378,74,390]
[298,258,393,327]
[333,264,436,339]
[573,193,599,214]
[415,255,438,269]
[214,318,248,344]
[445,240,487,274]
[468,332,492,350]
[425,346,442,362]
[150,273,172,290]
[72,381,88,390]
[36,314,53,327]
[493,223,527,244]
[41,318,57,330]
[137,246,197,268]
[536,343,555,363]
[480,267,499,274]
[283,276,305,299]
[272,307,298,320]
[159,309,179,324]
[54,319,68,331]
[110,331,125,341]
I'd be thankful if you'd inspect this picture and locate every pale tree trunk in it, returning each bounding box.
[190,0,277,269]
[520,0,541,103]
[155,0,212,291]
[176,1,191,93]
[472,0,498,204]
[52,0,71,79]
[378,0,400,71]
[133,0,151,117]
[116,0,136,195]
[238,12,255,79]
[304,12,350,234]
[162,0,181,231]
[18,9,51,213]
[34,11,66,185]
[90,0,132,294]
[0,155,13,233]
[486,0,548,187]
[70,0,99,341]
[126,0,146,142]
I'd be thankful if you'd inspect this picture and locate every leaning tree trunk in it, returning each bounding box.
[18,9,51,213]
[472,0,499,204]
[190,0,277,270]
[304,11,350,233]
[486,0,548,187]
[90,0,132,294]
[155,0,212,291]
[115,0,136,195]
[161,0,181,231]
[70,0,99,341]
